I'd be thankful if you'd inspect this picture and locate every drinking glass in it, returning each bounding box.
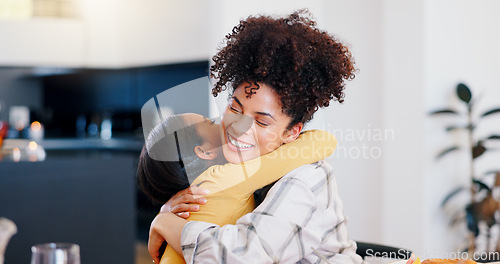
[31,243,80,264]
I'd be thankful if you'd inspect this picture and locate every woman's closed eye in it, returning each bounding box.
[229,105,242,114]
[255,120,269,127]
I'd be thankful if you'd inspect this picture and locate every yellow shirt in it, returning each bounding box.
[160,129,337,264]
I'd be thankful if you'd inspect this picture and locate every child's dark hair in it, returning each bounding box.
[137,115,208,204]
[210,9,356,128]
[137,146,190,205]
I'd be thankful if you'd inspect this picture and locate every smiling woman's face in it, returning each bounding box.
[221,82,301,164]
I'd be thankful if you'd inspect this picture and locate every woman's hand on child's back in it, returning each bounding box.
[160,186,209,219]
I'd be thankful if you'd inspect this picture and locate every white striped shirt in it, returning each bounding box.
[181,160,364,264]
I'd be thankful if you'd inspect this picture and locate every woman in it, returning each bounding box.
[148,9,362,264]
[138,113,337,263]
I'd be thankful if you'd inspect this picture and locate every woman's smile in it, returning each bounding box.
[220,81,298,164]
[226,131,255,151]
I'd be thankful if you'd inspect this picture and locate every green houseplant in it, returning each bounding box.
[430,83,500,261]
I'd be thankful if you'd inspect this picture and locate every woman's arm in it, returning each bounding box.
[180,163,363,264]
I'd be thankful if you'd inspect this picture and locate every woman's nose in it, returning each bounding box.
[231,114,253,136]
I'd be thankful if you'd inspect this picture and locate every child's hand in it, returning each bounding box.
[160,186,209,218]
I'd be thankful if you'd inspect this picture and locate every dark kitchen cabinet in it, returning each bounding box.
[0,153,137,264]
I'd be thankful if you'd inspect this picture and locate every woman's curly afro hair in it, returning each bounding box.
[210,9,356,128]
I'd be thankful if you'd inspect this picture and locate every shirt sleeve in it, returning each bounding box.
[180,163,363,264]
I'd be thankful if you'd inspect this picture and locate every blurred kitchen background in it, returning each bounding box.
[1,0,500,263]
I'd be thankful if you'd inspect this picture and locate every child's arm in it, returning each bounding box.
[194,129,337,195]
[159,246,184,264]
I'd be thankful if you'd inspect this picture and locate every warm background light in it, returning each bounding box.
[12,147,20,162]
[31,121,41,131]
[28,141,37,150]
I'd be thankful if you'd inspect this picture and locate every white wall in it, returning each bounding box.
[377,0,500,257]
[318,0,384,244]
[423,0,500,257]
[380,0,427,255]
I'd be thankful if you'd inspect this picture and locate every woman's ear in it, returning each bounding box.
[194,145,217,160]
[283,122,303,144]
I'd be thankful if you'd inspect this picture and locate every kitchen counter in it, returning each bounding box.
[40,138,143,152]
[1,138,143,162]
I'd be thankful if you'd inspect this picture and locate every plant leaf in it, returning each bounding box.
[472,179,491,192]
[479,170,500,182]
[429,109,459,115]
[441,186,465,207]
[487,135,500,140]
[437,146,460,160]
[481,108,500,118]
[457,83,472,104]
[446,125,463,132]
[472,142,486,159]
[481,170,500,177]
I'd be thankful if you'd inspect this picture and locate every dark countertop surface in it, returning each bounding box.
[40,138,144,151]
